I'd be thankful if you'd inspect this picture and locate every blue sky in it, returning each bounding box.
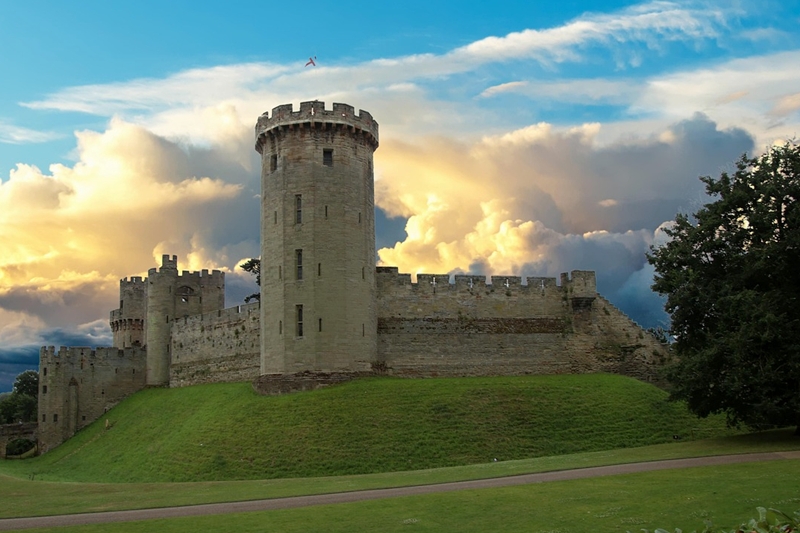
[1,0,799,390]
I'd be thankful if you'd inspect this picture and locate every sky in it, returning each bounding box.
[1,0,799,391]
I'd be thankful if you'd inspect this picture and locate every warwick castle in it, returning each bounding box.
[30,101,668,454]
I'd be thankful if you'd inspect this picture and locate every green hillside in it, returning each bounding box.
[10,374,741,483]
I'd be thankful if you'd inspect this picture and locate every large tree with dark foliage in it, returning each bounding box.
[240,258,260,303]
[648,142,800,434]
[0,370,38,424]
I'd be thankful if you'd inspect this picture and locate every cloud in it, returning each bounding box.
[0,121,62,144]
[374,114,752,328]
[20,2,732,145]
[0,118,263,358]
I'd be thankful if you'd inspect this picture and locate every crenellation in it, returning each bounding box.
[255,100,379,154]
[491,275,522,288]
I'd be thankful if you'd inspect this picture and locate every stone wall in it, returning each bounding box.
[0,422,37,459]
[375,268,668,382]
[38,346,146,453]
[169,302,261,387]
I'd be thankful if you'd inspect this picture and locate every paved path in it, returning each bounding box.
[2,451,799,531]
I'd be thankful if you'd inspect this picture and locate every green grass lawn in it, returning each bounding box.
[0,374,746,483]
[1,429,798,520]
[7,459,800,533]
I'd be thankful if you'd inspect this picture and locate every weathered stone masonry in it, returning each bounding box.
[35,101,669,454]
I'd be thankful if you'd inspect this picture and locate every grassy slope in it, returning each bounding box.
[1,430,798,519]
[2,374,743,483]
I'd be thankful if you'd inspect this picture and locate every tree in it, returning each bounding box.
[648,142,800,434]
[0,370,38,424]
[240,258,260,303]
[13,370,39,397]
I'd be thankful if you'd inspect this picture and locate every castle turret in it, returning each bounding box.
[256,101,379,374]
[145,254,179,385]
[143,255,226,386]
[110,276,145,348]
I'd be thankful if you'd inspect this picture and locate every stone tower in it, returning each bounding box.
[141,254,225,386]
[255,101,379,375]
[110,276,145,348]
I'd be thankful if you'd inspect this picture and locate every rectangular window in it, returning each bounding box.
[270,154,277,172]
[42,414,46,422]
[318,263,321,277]
[319,318,322,332]
[323,149,333,166]
[358,212,362,223]
[325,205,328,218]
[296,305,304,337]
[42,385,47,394]
[53,414,58,423]
[296,249,303,280]
[279,265,282,280]
[43,367,47,377]
[274,210,277,224]
[295,195,302,224]
[279,320,282,335]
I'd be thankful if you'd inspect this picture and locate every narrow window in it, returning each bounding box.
[295,195,302,224]
[318,263,321,277]
[279,265,282,280]
[319,318,322,332]
[43,385,47,393]
[362,266,365,280]
[42,414,46,422]
[279,320,282,335]
[270,154,277,172]
[43,367,47,377]
[362,323,365,337]
[166,315,169,323]
[54,414,58,423]
[296,305,304,337]
[120,300,123,309]
[132,368,135,374]
[82,415,86,421]
[324,205,328,218]
[323,149,333,166]
[358,212,362,223]
[274,210,277,224]
[296,249,303,280]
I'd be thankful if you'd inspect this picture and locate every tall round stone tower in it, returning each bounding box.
[255,101,379,375]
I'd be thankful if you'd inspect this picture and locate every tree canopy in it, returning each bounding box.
[0,370,38,424]
[240,258,260,303]
[13,370,39,397]
[648,142,800,434]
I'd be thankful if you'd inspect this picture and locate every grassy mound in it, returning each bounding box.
[13,374,740,482]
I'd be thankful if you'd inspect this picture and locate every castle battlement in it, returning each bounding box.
[377,269,576,296]
[178,269,224,285]
[39,346,144,364]
[174,302,260,327]
[120,276,144,285]
[255,100,379,153]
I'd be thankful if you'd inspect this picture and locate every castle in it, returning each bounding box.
[33,102,669,454]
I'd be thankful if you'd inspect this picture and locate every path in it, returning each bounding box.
[1,451,798,531]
